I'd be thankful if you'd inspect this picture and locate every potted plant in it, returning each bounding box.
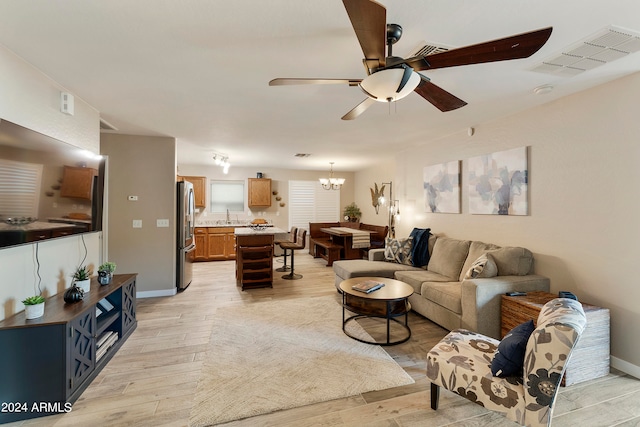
[97,261,116,285]
[22,295,45,319]
[73,266,91,293]
[343,202,362,222]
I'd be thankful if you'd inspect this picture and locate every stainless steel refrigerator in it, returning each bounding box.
[177,180,196,290]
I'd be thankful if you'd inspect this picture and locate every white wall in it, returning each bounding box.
[0,44,101,320]
[356,72,640,375]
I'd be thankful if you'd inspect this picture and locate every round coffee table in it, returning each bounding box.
[339,277,414,346]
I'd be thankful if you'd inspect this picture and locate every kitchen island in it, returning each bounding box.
[234,226,286,290]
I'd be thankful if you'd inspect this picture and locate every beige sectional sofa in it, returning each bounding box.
[332,234,550,339]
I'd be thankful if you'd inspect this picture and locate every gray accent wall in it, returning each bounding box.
[101,134,177,295]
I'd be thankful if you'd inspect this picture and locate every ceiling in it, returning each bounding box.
[1,1,640,173]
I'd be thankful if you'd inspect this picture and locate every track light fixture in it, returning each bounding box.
[212,154,231,174]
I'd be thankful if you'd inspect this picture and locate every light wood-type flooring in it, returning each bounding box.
[10,253,640,426]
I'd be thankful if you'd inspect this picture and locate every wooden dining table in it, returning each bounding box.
[320,227,373,260]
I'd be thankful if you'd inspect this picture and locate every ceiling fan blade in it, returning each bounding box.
[341,97,377,120]
[342,0,386,69]
[414,76,467,112]
[269,78,361,86]
[405,27,553,71]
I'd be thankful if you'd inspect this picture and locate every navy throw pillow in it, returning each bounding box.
[491,320,535,377]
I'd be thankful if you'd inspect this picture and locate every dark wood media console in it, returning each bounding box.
[0,274,137,423]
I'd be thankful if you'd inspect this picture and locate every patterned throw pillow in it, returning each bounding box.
[384,237,414,265]
[464,253,498,279]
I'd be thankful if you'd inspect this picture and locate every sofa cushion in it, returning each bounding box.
[384,236,414,265]
[428,237,471,280]
[463,253,498,280]
[491,320,535,377]
[458,240,501,281]
[394,270,452,294]
[487,247,534,276]
[333,260,421,280]
[421,282,462,314]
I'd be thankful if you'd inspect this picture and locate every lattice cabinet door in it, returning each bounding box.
[67,308,96,396]
[121,278,137,335]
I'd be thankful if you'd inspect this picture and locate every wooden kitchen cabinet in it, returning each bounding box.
[207,227,236,260]
[60,165,97,200]
[248,178,271,207]
[193,227,236,261]
[193,228,208,261]
[181,176,207,208]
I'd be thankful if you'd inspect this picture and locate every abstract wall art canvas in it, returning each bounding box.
[423,160,460,213]
[468,146,528,215]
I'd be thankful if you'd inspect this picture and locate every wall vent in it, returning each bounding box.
[530,25,640,76]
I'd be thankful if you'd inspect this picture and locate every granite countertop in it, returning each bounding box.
[0,221,83,231]
[48,217,92,225]
[195,220,250,227]
[234,226,286,235]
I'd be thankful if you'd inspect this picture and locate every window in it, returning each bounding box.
[288,180,340,230]
[210,180,245,213]
[0,158,42,217]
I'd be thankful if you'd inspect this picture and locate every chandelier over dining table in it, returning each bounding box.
[319,162,345,190]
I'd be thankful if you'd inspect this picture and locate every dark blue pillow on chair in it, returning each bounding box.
[491,320,535,377]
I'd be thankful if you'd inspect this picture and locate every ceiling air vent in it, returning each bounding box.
[406,41,452,58]
[530,25,640,77]
[294,153,311,158]
[99,118,118,131]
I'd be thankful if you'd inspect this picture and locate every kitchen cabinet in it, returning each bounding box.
[60,165,97,200]
[248,178,272,207]
[207,227,236,260]
[180,175,206,208]
[0,274,137,423]
[193,228,208,261]
[193,227,236,261]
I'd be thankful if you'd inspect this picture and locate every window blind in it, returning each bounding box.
[288,180,340,230]
[0,158,42,217]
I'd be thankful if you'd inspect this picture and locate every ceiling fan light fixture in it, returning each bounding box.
[359,68,420,102]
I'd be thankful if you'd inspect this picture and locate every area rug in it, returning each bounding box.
[189,296,414,426]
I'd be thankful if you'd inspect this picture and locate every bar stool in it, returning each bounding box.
[275,226,297,272]
[280,228,307,280]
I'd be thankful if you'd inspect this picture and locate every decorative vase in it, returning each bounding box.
[76,279,91,293]
[98,271,112,285]
[25,302,45,319]
[63,285,84,303]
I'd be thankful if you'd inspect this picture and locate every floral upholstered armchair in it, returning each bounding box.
[427,298,587,427]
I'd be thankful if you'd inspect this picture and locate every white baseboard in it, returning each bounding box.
[136,288,177,298]
[611,356,640,380]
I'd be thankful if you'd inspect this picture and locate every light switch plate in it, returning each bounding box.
[157,219,169,227]
[133,220,142,228]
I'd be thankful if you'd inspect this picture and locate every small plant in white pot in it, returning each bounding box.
[73,266,91,293]
[22,295,45,320]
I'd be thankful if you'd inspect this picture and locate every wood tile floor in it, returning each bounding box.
[10,253,640,426]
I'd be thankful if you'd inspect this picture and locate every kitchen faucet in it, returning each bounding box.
[226,209,230,223]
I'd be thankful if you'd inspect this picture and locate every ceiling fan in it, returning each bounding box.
[269,0,552,120]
